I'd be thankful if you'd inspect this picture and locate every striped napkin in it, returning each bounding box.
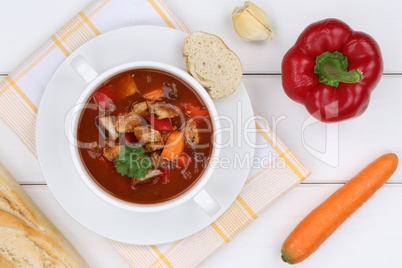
[0,0,310,267]
[110,112,310,267]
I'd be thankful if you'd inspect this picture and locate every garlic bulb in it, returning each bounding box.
[232,1,273,41]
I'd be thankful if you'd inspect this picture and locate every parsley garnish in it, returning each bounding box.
[114,144,153,178]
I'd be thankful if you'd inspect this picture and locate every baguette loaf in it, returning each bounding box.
[183,31,243,99]
[0,163,88,268]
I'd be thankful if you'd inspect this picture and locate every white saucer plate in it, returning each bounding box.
[36,25,255,245]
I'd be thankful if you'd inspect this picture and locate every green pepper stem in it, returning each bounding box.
[322,59,365,84]
[314,51,365,87]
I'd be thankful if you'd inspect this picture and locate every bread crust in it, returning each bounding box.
[0,164,89,267]
[183,31,243,99]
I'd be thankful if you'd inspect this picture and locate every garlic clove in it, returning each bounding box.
[232,1,273,41]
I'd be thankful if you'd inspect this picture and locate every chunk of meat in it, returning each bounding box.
[148,101,180,119]
[115,114,145,133]
[150,152,168,168]
[129,101,149,117]
[183,119,199,146]
[104,140,117,148]
[98,117,119,140]
[103,145,122,161]
[161,131,172,144]
[132,169,163,189]
[150,152,161,167]
[145,142,164,153]
[133,126,163,144]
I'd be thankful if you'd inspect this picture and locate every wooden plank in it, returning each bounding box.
[0,0,92,73]
[165,0,402,74]
[0,0,400,74]
[243,75,402,183]
[202,184,402,268]
[21,184,402,268]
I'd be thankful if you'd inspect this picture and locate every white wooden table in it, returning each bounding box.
[1,0,401,267]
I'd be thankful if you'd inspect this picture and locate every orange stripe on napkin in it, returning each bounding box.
[150,246,173,268]
[51,35,70,57]
[237,196,258,219]
[156,0,190,33]
[87,0,111,18]
[2,95,36,145]
[0,103,36,156]
[5,77,38,113]
[79,12,101,35]
[51,35,70,56]
[147,0,176,29]
[211,222,230,243]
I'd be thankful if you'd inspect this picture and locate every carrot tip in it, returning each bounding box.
[281,255,287,263]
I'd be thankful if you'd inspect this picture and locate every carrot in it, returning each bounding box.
[281,153,398,264]
[143,87,164,100]
[161,131,184,161]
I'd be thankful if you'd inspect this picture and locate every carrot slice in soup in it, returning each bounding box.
[143,87,164,100]
[161,131,184,161]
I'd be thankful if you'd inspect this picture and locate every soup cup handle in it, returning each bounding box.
[193,189,220,217]
[70,55,98,83]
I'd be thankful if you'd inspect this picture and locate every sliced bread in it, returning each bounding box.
[183,32,243,99]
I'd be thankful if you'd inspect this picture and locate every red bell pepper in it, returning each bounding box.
[94,85,114,110]
[282,19,383,122]
[183,103,209,118]
[176,154,191,166]
[146,115,173,131]
[120,133,138,145]
[159,165,170,184]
